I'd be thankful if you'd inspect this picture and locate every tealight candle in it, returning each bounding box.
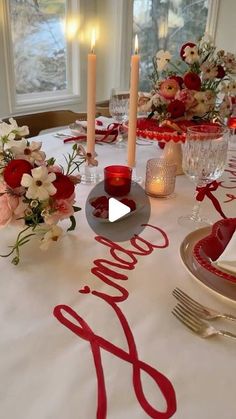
[104,165,132,197]
[145,158,176,197]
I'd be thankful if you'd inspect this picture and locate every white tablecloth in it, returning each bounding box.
[1,133,236,419]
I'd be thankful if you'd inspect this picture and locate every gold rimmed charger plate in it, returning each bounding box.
[180,227,236,303]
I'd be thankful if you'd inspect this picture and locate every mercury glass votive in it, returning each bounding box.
[145,158,177,198]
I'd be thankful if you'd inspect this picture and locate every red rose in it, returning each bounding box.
[180,42,196,60]
[169,75,184,88]
[3,159,32,188]
[167,100,185,119]
[184,72,201,91]
[52,173,75,199]
[216,65,226,79]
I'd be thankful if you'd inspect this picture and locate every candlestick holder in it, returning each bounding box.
[145,158,176,198]
[131,165,143,184]
[81,164,102,184]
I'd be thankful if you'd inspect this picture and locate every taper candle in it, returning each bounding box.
[127,34,140,168]
[87,29,96,154]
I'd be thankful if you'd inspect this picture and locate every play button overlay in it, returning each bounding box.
[108,198,130,222]
[85,180,151,242]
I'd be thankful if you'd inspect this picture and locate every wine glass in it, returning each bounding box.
[109,89,129,147]
[179,125,229,228]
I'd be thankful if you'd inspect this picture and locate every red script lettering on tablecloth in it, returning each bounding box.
[224,194,236,203]
[220,156,236,191]
[54,224,177,419]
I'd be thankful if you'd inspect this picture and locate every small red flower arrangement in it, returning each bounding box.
[0,119,94,265]
[90,195,136,219]
[138,35,236,124]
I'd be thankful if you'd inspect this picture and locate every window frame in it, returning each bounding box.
[2,0,81,113]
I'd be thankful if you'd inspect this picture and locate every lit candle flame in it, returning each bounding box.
[91,29,96,53]
[134,34,139,54]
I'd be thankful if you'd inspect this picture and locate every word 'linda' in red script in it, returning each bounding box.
[54,224,177,419]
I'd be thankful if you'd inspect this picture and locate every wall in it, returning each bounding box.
[95,0,132,101]
[215,0,236,53]
[0,1,10,117]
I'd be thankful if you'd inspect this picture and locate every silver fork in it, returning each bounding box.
[172,287,236,321]
[172,303,236,339]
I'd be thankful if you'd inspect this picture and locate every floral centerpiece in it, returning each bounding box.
[0,118,96,265]
[138,34,236,131]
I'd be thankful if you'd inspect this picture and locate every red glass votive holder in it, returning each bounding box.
[228,116,236,129]
[104,165,132,196]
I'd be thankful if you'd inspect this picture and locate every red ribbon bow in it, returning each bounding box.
[196,181,227,219]
[63,122,122,144]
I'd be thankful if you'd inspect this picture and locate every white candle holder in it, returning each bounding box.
[145,158,176,198]
[131,165,143,184]
[81,164,102,184]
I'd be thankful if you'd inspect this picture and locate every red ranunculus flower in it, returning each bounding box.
[184,72,201,91]
[52,173,75,199]
[167,100,186,119]
[216,65,226,79]
[180,42,196,60]
[3,159,32,188]
[169,75,184,88]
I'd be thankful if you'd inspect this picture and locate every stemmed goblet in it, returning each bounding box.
[179,125,229,228]
[109,88,129,147]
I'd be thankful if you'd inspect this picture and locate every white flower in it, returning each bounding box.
[183,45,199,64]
[223,53,236,73]
[151,93,167,107]
[200,33,214,46]
[221,82,230,95]
[200,62,218,80]
[219,95,231,117]
[0,122,16,142]
[0,118,29,142]
[156,50,171,71]
[0,119,29,147]
[8,118,29,137]
[138,92,152,112]
[228,80,236,95]
[21,166,56,201]
[8,138,46,163]
[191,91,210,116]
[40,225,63,251]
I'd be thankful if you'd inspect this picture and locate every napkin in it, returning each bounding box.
[76,116,115,130]
[215,230,236,274]
[74,116,121,143]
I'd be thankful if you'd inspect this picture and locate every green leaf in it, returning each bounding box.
[67,215,76,231]
[46,157,56,166]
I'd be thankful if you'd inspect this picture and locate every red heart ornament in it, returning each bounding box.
[79,285,91,294]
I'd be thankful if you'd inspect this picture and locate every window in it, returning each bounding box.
[9,0,67,94]
[4,0,81,112]
[133,0,211,91]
